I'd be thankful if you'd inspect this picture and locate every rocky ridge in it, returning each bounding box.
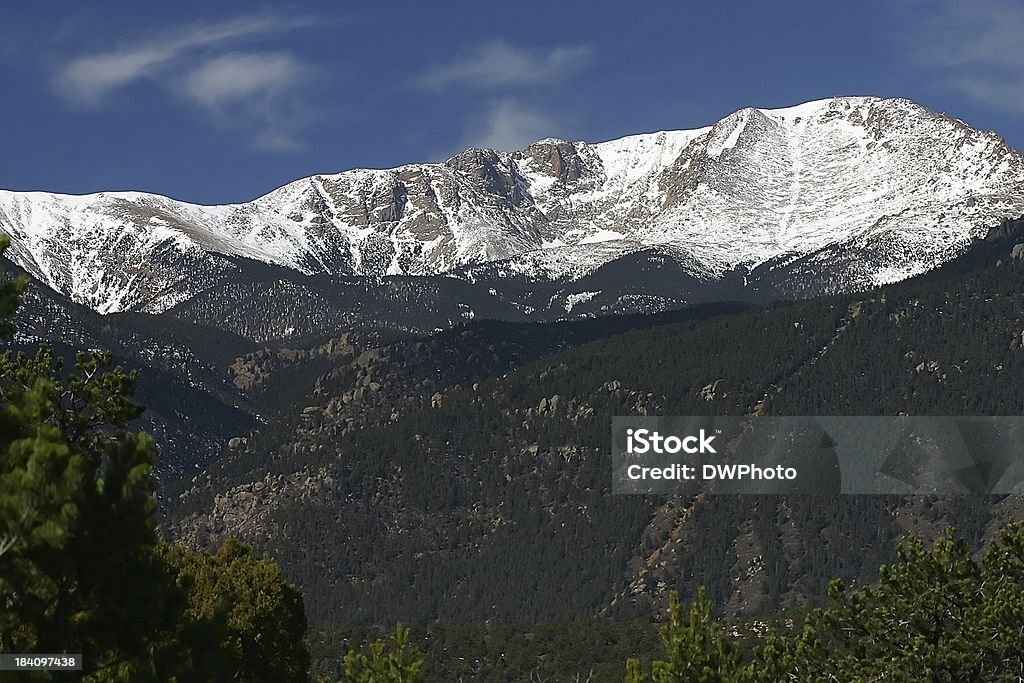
[3,96,1023,315]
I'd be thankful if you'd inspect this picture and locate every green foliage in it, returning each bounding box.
[774,522,1024,681]
[0,246,185,681]
[310,618,662,682]
[165,538,310,683]
[0,239,312,681]
[1,285,172,676]
[0,235,25,338]
[342,624,424,683]
[624,521,1024,682]
[626,588,742,683]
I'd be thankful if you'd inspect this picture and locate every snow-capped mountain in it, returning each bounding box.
[2,96,1024,315]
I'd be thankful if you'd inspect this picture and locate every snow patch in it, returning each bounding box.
[564,291,600,312]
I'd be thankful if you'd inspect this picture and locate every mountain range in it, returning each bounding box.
[3,96,1024,325]
[6,94,1024,678]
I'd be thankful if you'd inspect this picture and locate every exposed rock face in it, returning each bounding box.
[227,332,374,392]
[4,96,1024,314]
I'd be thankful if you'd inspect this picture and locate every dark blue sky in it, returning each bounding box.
[2,1,1023,204]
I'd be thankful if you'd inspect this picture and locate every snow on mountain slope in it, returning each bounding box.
[2,96,1023,314]
[513,97,1024,281]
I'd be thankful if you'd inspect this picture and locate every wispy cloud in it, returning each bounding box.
[177,51,313,151]
[419,40,591,90]
[420,40,588,157]
[52,14,319,150]
[464,98,559,151]
[55,15,312,104]
[906,0,1024,113]
[179,52,308,108]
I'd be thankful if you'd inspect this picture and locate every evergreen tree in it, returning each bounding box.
[0,236,21,337]
[626,588,742,683]
[0,236,183,679]
[342,625,424,683]
[776,523,1024,681]
[624,520,1024,682]
[0,235,311,681]
[164,538,310,682]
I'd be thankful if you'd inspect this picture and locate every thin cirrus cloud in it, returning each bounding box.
[418,40,591,90]
[176,51,314,151]
[908,0,1024,113]
[423,41,590,156]
[52,14,318,150]
[179,52,308,108]
[464,98,561,152]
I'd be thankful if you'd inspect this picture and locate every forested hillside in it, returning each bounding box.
[163,221,1024,643]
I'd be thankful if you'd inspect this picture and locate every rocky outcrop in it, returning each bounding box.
[227,332,379,392]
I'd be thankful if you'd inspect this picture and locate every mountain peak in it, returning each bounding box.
[2,96,1023,314]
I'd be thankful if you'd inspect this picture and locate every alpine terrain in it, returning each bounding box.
[6,211,1024,682]
[5,94,1024,681]
[2,96,1023,328]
